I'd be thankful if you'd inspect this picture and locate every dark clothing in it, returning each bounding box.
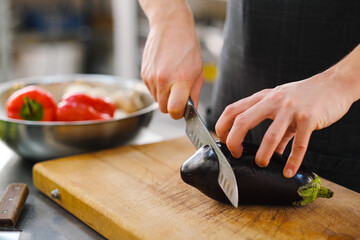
[206,0,360,192]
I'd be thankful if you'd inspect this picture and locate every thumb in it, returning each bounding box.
[168,81,191,119]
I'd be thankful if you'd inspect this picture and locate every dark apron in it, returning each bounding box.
[206,0,360,192]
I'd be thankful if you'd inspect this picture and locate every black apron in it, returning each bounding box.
[206,0,360,192]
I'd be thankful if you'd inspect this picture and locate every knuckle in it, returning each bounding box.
[223,104,236,115]
[295,110,313,123]
[267,90,286,104]
[283,98,296,109]
[256,88,271,97]
[156,69,169,85]
[234,114,247,126]
[263,132,280,145]
[288,158,302,167]
[293,144,307,155]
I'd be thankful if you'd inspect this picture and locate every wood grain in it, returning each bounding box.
[33,137,360,240]
[0,183,29,227]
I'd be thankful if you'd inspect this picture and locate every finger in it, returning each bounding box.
[143,76,157,102]
[255,113,292,167]
[151,84,158,102]
[215,89,270,143]
[275,126,295,154]
[189,72,204,109]
[283,124,312,178]
[140,58,157,102]
[168,81,191,119]
[157,84,170,113]
[226,100,272,158]
[143,79,156,102]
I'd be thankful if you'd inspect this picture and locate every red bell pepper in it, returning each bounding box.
[56,94,116,121]
[6,86,57,121]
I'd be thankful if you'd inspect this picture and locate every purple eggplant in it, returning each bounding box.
[181,141,333,206]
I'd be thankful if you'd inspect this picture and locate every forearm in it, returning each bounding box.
[328,44,360,104]
[138,0,193,28]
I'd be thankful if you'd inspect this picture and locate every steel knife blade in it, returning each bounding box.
[183,98,239,208]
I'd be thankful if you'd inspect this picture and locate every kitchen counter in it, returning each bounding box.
[3,98,358,239]
[0,110,186,240]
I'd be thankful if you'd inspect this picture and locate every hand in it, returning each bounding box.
[215,70,356,178]
[140,8,204,119]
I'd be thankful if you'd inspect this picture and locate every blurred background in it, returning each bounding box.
[0,0,227,135]
[0,0,226,81]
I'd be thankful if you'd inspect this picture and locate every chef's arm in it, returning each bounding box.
[333,44,360,104]
[139,0,190,28]
[138,0,204,119]
[215,44,360,178]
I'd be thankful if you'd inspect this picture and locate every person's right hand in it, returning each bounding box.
[140,7,204,119]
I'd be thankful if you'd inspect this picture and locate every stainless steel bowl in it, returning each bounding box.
[0,74,157,161]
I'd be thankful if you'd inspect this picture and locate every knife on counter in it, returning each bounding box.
[184,98,239,208]
[0,183,29,240]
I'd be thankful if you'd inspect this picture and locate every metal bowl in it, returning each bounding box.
[0,74,157,161]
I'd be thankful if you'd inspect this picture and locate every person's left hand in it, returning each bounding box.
[215,70,355,178]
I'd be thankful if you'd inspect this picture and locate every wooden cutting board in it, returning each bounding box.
[33,137,360,240]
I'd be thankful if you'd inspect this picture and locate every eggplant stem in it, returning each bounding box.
[294,173,334,206]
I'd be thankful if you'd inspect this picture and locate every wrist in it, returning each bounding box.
[326,45,360,104]
[139,0,193,29]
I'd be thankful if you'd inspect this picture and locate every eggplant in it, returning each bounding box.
[180,141,333,206]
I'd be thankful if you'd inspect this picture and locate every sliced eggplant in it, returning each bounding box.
[181,141,333,206]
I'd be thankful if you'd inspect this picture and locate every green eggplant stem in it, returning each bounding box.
[294,173,334,206]
[20,96,44,121]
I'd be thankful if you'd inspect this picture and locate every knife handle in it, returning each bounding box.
[0,183,29,227]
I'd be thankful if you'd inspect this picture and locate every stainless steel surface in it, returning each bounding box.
[0,75,210,239]
[184,98,238,208]
[0,142,105,240]
[0,108,186,240]
[0,74,157,161]
[0,231,20,240]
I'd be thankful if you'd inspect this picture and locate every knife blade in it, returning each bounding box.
[184,98,239,208]
[0,183,29,240]
[0,229,20,240]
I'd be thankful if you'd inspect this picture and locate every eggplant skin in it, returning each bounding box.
[181,141,332,206]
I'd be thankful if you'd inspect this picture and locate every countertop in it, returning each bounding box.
[0,111,186,240]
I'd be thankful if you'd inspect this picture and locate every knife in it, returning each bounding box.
[0,183,29,240]
[183,98,239,208]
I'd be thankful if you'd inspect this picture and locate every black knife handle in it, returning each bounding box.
[0,183,29,227]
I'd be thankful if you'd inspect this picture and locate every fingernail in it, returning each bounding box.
[284,169,293,178]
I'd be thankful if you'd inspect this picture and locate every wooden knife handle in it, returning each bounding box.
[0,183,29,227]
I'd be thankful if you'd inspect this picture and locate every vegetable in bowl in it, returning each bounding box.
[0,74,157,160]
[6,86,57,121]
